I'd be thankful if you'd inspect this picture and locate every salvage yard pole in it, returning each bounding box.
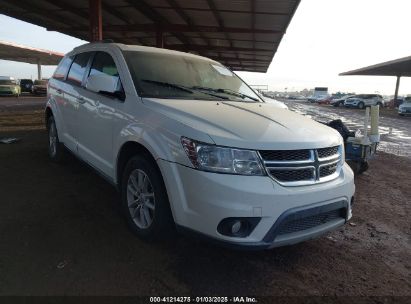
[394,75,401,103]
[89,0,103,42]
[36,59,42,80]
[156,31,164,48]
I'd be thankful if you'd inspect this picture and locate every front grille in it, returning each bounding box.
[277,208,345,235]
[319,163,338,177]
[259,149,310,161]
[259,146,341,186]
[269,169,313,182]
[317,146,339,158]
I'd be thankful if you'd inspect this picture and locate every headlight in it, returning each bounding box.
[181,137,265,175]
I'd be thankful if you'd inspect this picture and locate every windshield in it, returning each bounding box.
[124,51,261,102]
[34,80,47,85]
[404,97,411,104]
[0,79,17,85]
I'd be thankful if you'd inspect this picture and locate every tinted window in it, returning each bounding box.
[67,53,91,86]
[89,52,123,92]
[53,56,73,80]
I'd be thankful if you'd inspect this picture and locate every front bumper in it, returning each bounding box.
[158,160,355,249]
[399,108,411,114]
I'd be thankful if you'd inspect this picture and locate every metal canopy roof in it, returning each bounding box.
[340,55,411,77]
[0,40,64,65]
[0,0,300,73]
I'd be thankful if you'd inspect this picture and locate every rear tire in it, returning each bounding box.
[121,154,174,240]
[47,116,66,163]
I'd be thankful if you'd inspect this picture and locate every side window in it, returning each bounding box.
[67,52,91,86]
[89,52,123,92]
[53,56,73,80]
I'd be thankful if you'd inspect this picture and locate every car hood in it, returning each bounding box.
[143,98,342,150]
[0,85,18,88]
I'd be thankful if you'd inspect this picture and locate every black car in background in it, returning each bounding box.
[19,79,33,93]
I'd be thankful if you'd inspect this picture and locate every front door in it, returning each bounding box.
[77,51,123,179]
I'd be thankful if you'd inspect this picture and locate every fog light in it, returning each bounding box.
[217,217,261,238]
[231,220,242,234]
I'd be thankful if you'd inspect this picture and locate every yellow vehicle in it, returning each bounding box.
[0,77,21,97]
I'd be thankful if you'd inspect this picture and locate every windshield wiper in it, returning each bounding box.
[141,79,194,94]
[141,80,227,100]
[192,86,259,102]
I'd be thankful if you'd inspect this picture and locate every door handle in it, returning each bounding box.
[77,96,86,104]
[56,89,62,94]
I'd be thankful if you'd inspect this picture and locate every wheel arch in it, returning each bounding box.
[116,141,159,189]
[45,106,53,129]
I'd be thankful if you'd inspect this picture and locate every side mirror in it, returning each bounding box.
[86,74,124,100]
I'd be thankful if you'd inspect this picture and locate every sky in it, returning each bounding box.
[0,0,410,95]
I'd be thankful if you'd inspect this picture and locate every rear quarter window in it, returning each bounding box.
[53,56,73,80]
[66,52,92,86]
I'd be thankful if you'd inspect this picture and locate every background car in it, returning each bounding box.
[331,95,355,107]
[0,76,21,97]
[344,94,384,109]
[19,79,33,93]
[316,96,333,105]
[31,79,48,95]
[398,97,411,116]
[388,96,404,108]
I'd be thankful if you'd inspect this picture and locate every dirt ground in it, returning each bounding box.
[0,105,410,299]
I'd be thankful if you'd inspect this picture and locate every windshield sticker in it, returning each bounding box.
[211,65,233,76]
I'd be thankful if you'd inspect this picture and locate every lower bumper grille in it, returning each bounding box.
[277,208,345,235]
[262,201,349,244]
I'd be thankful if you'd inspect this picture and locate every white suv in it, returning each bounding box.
[46,42,355,249]
[344,94,384,109]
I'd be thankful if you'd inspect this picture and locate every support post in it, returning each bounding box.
[394,75,401,104]
[37,59,42,80]
[89,0,102,42]
[156,31,164,48]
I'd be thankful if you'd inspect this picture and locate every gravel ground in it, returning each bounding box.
[0,100,410,300]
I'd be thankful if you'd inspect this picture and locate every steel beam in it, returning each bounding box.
[165,44,273,53]
[89,0,102,42]
[51,24,282,34]
[156,31,164,48]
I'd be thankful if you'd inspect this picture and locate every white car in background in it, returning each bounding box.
[344,94,384,109]
[398,97,411,116]
[45,42,354,249]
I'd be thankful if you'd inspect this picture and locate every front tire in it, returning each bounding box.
[47,116,65,162]
[358,102,365,109]
[121,154,174,239]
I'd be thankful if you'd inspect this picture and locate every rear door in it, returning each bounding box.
[76,51,124,178]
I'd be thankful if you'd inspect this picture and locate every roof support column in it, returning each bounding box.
[394,75,401,105]
[89,0,102,42]
[37,59,42,80]
[156,31,164,48]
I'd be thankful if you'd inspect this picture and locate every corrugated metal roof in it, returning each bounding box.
[0,0,300,72]
[340,55,411,77]
[0,40,64,65]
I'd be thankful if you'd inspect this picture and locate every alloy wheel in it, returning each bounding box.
[126,169,156,229]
